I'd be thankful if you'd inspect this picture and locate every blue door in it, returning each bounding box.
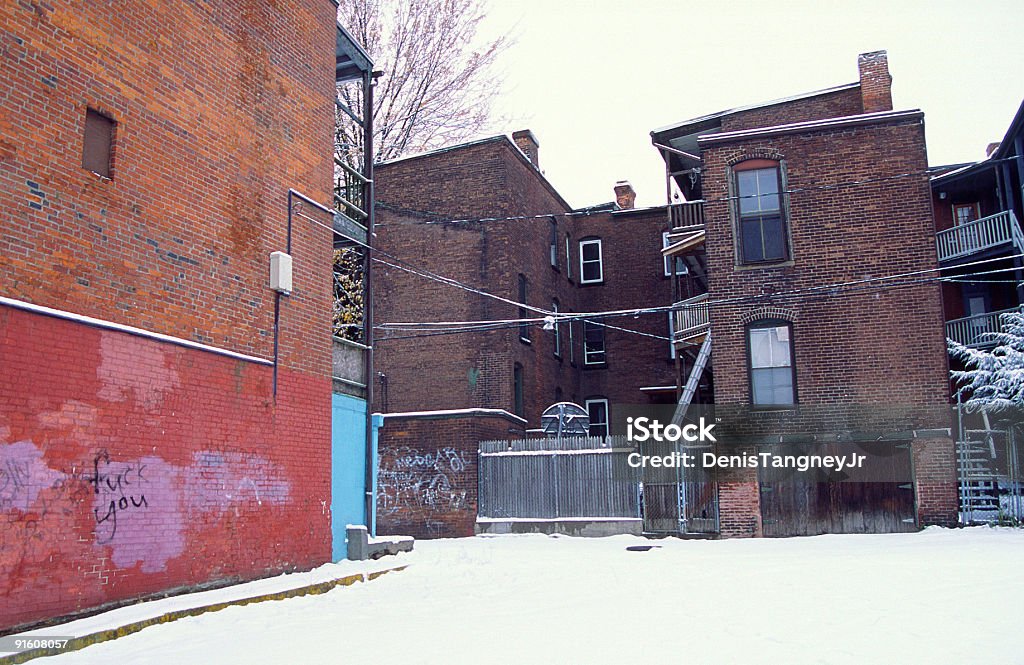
[331,393,379,561]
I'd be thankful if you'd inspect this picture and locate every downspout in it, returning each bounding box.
[362,69,378,535]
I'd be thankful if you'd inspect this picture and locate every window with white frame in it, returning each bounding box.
[585,398,609,439]
[662,230,688,277]
[565,233,572,279]
[579,238,603,284]
[583,319,605,365]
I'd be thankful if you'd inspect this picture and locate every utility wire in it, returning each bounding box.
[377,254,1024,331]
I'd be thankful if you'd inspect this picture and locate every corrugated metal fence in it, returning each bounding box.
[478,435,639,519]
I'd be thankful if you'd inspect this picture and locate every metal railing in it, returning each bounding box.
[946,307,1021,348]
[668,201,705,228]
[478,435,639,520]
[673,293,710,342]
[936,210,1023,263]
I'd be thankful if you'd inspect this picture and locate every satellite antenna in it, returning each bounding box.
[540,402,590,442]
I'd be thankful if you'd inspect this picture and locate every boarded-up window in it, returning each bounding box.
[83,109,115,178]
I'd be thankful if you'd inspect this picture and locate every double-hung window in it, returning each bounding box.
[747,321,795,406]
[579,238,603,284]
[736,161,787,263]
[585,398,609,439]
[583,320,605,366]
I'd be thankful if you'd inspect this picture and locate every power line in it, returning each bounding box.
[377,254,1024,331]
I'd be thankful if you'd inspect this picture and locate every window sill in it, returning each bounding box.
[582,362,608,370]
[734,259,794,271]
[519,337,532,345]
[578,280,605,287]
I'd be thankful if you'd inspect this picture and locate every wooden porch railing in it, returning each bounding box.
[673,293,709,342]
[936,210,1023,263]
[668,201,705,228]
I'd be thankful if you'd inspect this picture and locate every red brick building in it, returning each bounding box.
[373,133,681,431]
[0,1,355,630]
[654,51,957,537]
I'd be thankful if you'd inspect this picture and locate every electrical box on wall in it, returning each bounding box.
[270,251,293,294]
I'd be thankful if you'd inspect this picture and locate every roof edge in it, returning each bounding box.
[651,81,860,138]
[697,109,924,146]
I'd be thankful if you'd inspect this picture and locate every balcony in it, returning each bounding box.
[947,307,1021,349]
[668,201,705,228]
[672,293,709,343]
[936,210,1023,264]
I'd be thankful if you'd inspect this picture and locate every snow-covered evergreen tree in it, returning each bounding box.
[949,309,1024,412]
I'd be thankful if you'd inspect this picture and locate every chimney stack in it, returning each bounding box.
[614,181,636,210]
[857,50,893,113]
[512,130,539,167]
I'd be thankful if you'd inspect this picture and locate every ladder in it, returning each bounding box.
[671,333,711,426]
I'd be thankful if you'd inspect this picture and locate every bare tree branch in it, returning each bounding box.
[336,0,510,167]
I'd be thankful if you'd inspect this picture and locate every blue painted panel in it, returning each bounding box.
[331,393,368,562]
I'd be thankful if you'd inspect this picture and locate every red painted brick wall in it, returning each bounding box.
[376,412,521,539]
[0,0,338,629]
[0,306,332,630]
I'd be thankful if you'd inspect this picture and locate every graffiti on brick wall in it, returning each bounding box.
[0,437,291,575]
[0,441,64,512]
[377,446,470,517]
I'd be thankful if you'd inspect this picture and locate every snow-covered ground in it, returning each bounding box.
[37,528,1024,664]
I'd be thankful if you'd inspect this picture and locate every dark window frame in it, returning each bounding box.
[513,363,525,418]
[82,108,116,179]
[584,397,610,439]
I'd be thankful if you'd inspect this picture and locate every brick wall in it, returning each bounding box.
[373,138,677,428]
[0,0,338,629]
[912,437,958,527]
[701,117,949,414]
[719,86,863,133]
[698,113,956,532]
[0,306,332,630]
[375,411,523,539]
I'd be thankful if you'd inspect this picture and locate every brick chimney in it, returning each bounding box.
[858,50,893,113]
[512,129,539,167]
[614,181,636,210]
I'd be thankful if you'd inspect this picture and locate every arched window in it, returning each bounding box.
[746,319,796,406]
[734,159,788,264]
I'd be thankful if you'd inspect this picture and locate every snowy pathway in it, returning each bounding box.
[37,528,1024,664]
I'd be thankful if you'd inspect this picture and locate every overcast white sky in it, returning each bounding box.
[475,0,1024,209]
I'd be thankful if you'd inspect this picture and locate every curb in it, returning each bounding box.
[0,564,409,664]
